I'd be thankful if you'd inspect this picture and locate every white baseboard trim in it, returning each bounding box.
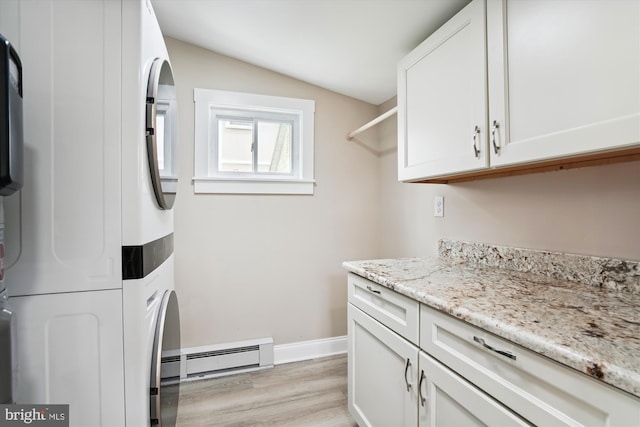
[274,335,347,365]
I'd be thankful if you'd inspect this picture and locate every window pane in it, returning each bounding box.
[156,113,165,171]
[257,121,292,174]
[218,119,254,172]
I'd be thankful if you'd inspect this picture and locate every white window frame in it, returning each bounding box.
[194,88,315,194]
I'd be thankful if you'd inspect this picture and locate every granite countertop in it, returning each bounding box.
[342,240,640,399]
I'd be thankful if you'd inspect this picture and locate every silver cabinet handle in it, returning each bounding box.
[491,120,501,154]
[404,358,412,392]
[472,125,480,158]
[418,370,427,407]
[473,336,516,360]
[365,285,381,295]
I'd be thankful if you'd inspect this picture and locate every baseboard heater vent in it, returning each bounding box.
[188,345,259,359]
[162,337,274,382]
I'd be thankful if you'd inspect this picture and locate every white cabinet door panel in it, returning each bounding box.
[418,352,531,427]
[348,304,419,427]
[488,0,640,166]
[398,0,488,181]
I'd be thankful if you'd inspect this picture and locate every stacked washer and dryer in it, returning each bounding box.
[0,0,181,426]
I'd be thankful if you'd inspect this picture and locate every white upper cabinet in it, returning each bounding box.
[398,0,487,181]
[398,0,640,182]
[488,0,640,167]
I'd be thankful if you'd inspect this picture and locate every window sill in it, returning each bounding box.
[193,177,315,195]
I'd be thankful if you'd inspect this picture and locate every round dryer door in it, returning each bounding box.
[146,58,179,210]
[150,290,181,427]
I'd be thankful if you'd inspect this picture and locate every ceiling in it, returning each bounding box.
[151,0,470,106]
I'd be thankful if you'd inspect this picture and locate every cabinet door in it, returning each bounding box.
[348,304,419,427]
[398,0,488,181]
[487,0,640,167]
[418,352,531,427]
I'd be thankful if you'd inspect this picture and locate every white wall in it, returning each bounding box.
[377,98,640,261]
[166,38,381,348]
[167,37,640,351]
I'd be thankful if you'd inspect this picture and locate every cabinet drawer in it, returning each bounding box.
[421,305,640,426]
[348,273,419,345]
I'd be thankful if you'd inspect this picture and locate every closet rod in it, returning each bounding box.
[346,106,397,141]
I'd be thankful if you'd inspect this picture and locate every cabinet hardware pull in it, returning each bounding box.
[404,358,412,392]
[473,336,516,360]
[365,285,381,295]
[491,120,501,154]
[472,125,480,158]
[418,370,427,406]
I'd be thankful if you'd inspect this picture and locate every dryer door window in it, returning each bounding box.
[146,59,179,210]
[150,290,181,427]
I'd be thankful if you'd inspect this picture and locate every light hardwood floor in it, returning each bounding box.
[176,354,358,427]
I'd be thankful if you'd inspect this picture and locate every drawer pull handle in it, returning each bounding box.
[404,358,412,392]
[418,370,427,407]
[365,285,381,295]
[473,336,516,361]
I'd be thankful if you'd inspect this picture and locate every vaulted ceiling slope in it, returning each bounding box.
[151,0,470,105]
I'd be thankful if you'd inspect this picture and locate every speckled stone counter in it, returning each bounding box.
[343,241,640,399]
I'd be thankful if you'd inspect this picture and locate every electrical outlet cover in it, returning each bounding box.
[434,196,444,217]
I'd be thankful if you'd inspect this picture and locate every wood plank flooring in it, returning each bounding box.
[176,354,357,427]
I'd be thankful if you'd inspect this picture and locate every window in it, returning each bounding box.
[156,85,179,193]
[194,89,315,194]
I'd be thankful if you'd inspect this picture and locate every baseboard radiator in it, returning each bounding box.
[162,337,274,382]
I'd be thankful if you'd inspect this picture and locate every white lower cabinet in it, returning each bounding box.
[348,304,419,427]
[418,352,530,427]
[348,274,640,427]
[348,302,525,427]
[421,305,640,427]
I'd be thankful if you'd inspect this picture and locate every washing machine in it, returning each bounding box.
[123,258,181,427]
[0,0,181,425]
